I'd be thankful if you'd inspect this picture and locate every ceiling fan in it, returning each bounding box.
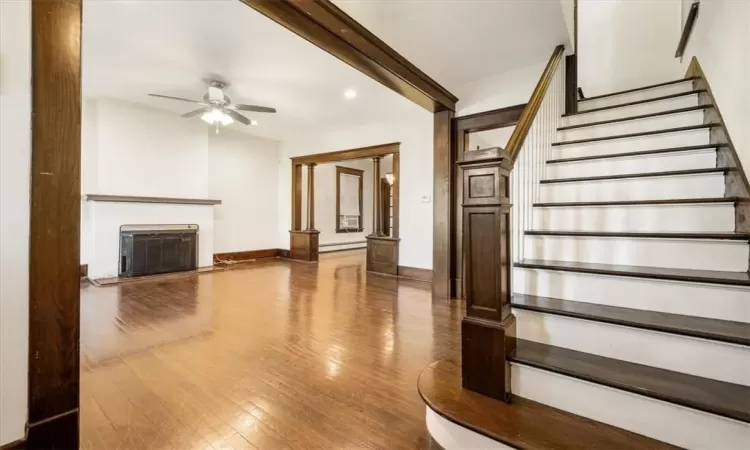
[148,80,276,132]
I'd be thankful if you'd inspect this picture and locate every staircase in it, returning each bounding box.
[510,77,750,448]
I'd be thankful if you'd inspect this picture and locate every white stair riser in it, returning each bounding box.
[558,111,705,142]
[524,236,749,272]
[554,129,710,159]
[426,408,512,450]
[511,364,750,450]
[539,174,725,203]
[546,150,716,179]
[563,94,699,127]
[578,82,695,111]
[513,268,750,323]
[532,204,736,233]
[513,309,750,386]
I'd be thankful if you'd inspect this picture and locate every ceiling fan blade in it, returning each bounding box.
[231,104,277,113]
[181,107,211,118]
[148,93,204,104]
[225,109,250,125]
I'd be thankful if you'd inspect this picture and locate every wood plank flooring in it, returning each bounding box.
[80,250,462,450]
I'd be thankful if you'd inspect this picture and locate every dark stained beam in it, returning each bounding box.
[28,0,81,447]
[239,0,458,112]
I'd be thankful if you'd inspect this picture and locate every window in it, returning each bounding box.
[336,166,364,233]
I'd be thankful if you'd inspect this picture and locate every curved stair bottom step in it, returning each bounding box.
[426,407,513,450]
[511,363,750,450]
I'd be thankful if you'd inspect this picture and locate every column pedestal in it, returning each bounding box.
[289,230,319,262]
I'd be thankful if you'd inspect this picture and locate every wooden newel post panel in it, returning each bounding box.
[456,147,516,402]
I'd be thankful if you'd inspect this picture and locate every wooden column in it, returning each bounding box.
[305,163,317,231]
[290,163,319,261]
[457,147,515,403]
[433,109,454,300]
[371,156,383,236]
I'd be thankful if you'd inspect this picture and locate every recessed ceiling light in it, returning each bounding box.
[344,89,357,99]
[250,119,258,126]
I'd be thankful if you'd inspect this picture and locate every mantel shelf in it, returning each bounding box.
[83,194,222,206]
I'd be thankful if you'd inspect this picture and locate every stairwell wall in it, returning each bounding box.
[680,0,750,175]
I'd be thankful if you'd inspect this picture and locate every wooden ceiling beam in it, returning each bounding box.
[239,0,458,112]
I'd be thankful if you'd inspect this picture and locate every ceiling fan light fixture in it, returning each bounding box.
[201,108,233,126]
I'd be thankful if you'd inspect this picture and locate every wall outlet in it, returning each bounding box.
[421,195,431,203]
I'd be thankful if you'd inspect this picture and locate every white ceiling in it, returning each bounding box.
[333,0,570,91]
[83,0,568,140]
[82,0,424,140]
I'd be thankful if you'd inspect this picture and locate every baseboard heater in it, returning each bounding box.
[119,225,198,277]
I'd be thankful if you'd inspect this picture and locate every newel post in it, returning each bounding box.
[457,147,515,402]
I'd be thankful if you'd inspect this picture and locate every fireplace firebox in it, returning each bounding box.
[119,226,198,278]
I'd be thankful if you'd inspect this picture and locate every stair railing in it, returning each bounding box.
[508,45,566,262]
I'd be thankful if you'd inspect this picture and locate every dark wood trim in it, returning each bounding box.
[563,89,704,117]
[564,54,578,114]
[79,264,88,279]
[304,163,317,231]
[289,230,320,262]
[380,178,391,236]
[558,105,712,131]
[433,110,454,299]
[552,124,717,147]
[278,249,291,258]
[89,265,220,287]
[579,77,698,103]
[512,294,750,347]
[0,438,26,450]
[392,152,400,239]
[514,259,750,287]
[369,157,383,236]
[28,1,81,447]
[291,142,399,165]
[397,265,433,282]
[213,249,282,263]
[577,87,585,100]
[505,45,565,164]
[452,104,525,299]
[335,165,364,233]
[238,0,457,112]
[83,194,221,205]
[512,339,750,424]
[418,360,673,449]
[540,167,730,184]
[675,1,699,58]
[534,197,747,208]
[291,162,302,231]
[548,144,721,164]
[25,408,79,450]
[686,57,750,232]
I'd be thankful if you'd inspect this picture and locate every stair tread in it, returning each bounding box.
[540,167,729,184]
[418,359,677,449]
[533,197,747,207]
[511,339,750,423]
[548,144,721,164]
[514,259,750,287]
[512,294,750,347]
[558,105,712,131]
[525,230,750,240]
[564,89,705,117]
[578,78,698,103]
[552,124,717,146]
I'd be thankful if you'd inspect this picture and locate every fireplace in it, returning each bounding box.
[119,226,198,277]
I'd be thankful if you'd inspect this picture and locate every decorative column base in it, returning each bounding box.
[366,235,399,275]
[289,230,319,262]
[461,315,516,402]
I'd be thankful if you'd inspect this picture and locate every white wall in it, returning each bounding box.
[455,60,548,116]
[680,0,750,175]
[279,112,434,269]
[312,159,373,248]
[578,0,683,97]
[0,0,30,444]
[209,129,281,253]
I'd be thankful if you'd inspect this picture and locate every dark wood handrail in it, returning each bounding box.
[675,1,699,58]
[506,45,565,165]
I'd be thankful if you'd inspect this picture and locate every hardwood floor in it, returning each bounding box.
[80,250,462,450]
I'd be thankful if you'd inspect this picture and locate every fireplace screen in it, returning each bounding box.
[119,226,197,277]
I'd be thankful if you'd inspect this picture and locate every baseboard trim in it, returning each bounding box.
[213,248,282,264]
[79,264,87,279]
[0,438,26,450]
[26,408,78,449]
[398,265,433,282]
